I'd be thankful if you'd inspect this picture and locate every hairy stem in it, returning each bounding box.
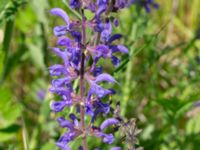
[80,9,88,150]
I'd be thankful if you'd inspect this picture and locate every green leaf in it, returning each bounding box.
[28,43,45,69]
[0,88,23,128]
[0,0,9,11]
[186,114,200,134]
[41,142,57,150]
[114,56,129,73]
[0,132,16,142]
[85,9,94,20]
[2,104,22,126]
[1,20,14,81]
[1,44,27,82]
[0,0,27,24]
[15,5,37,33]
[0,124,21,133]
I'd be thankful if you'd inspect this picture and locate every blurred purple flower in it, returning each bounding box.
[37,89,46,101]
[110,147,122,150]
[133,0,159,13]
[193,101,200,107]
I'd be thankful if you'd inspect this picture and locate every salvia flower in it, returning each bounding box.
[49,0,154,149]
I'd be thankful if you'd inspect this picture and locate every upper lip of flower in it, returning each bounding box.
[50,8,70,27]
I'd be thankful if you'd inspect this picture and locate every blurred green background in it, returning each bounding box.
[0,0,200,149]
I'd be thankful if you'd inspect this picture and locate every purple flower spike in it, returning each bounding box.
[49,0,142,148]
[51,8,70,25]
[100,118,119,130]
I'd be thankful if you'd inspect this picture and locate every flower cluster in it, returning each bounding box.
[49,0,158,149]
